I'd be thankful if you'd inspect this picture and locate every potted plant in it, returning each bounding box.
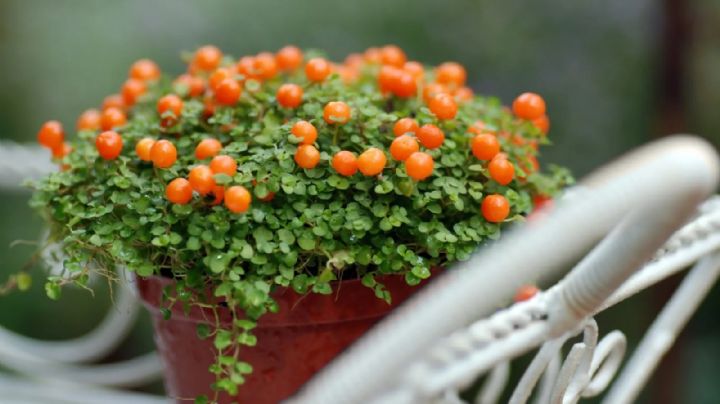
[28,44,571,403]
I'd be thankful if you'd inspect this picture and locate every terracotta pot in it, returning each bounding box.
[136,274,426,403]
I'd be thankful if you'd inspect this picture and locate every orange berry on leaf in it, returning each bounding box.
[121,78,146,106]
[209,155,238,176]
[390,135,420,161]
[135,138,155,161]
[532,115,550,134]
[95,130,123,160]
[277,83,304,108]
[428,93,457,120]
[214,78,242,105]
[188,165,216,195]
[225,185,252,213]
[100,107,127,131]
[150,139,177,168]
[129,59,161,81]
[405,151,434,181]
[378,65,402,94]
[488,156,515,185]
[37,120,64,150]
[102,94,125,111]
[157,94,184,126]
[209,68,234,92]
[195,138,223,160]
[416,124,445,149]
[77,109,101,131]
[393,117,419,137]
[512,92,546,120]
[294,145,321,169]
[305,58,332,82]
[471,133,500,160]
[51,142,72,159]
[193,45,223,71]
[435,62,467,88]
[481,194,510,223]
[357,147,387,176]
[174,74,206,97]
[291,121,318,145]
[323,101,351,124]
[166,178,193,205]
[252,52,278,80]
[276,46,303,71]
[331,150,358,176]
[392,71,417,98]
[403,61,424,81]
[380,45,407,67]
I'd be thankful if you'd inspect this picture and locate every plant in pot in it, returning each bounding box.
[28,44,571,403]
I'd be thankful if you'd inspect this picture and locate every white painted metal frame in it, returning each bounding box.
[0,136,718,404]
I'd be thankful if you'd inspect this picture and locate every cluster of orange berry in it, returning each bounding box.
[37,44,550,224]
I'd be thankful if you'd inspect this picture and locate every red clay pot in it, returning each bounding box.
[136,275,425,403]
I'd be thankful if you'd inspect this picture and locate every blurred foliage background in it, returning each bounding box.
[0,0,718,402]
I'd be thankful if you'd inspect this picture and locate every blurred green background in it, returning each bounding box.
[1,0,719,402]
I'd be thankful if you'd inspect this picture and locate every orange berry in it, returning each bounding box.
[210,185,225,205]
[193,45,223,71]
[276,83,304,108]
[392,71,417,98]
[471,134,500,160]
[393,118,419,137]
[276,46,303,71]
[514,285,540,302]
[331,150,358,176]
[428,93,457,120]
[37,120,64,149]
[422,82,448,103]
[76,109,101,131]
[403,61,425,81]
[209,68,234,92]
[150,139,177,168]
[454,86,474,102]
[214,78,242,105]
[157,94,184,127]
[481,194,510,223]
[135,137,155,161]
[380,45,406,67]
[252,52,278,80]
[378,66,402,93]
[294,144,321,169]
[188,165,216,195]
[174,74,206,97]
[95,130,123,160]
[102,94,125,111]
[390,135,420,161]
[512,92,546,120]
[488,156,515,185]
[467,120,486,135]
[435,62,467,88]
[357,147,387,176]
[291,121,318,145]
[100,107,127,130]
[405,151,434,181]
[121,78,146,106]
[166,178,193,205]
[416,124,445,149]
[51,142,72,159]
[129,59,161,81]
[323,101,351,125]
[532,115,550,134]
[195,138,223,160]
[209,155,238,176]
[305,58,332,82]
[225,185,252,213]
[235,56,256,79]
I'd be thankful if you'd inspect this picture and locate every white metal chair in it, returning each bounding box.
[1,135,718,403]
